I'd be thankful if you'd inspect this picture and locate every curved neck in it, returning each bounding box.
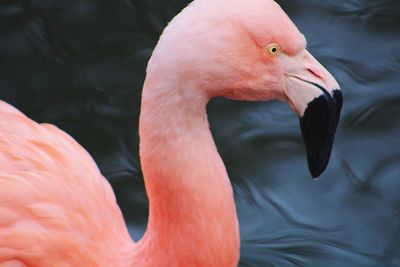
[134,77,240,266]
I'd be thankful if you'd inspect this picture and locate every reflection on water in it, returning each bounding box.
[0,0,399,266]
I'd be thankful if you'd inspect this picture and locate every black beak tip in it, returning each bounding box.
[309,154,330,179]
[300,89,342,179]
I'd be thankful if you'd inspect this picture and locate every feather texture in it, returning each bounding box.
[0,101,134,266]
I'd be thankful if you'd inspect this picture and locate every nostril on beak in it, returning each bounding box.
[307,67,324,80]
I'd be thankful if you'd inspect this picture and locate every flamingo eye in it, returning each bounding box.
[266,44,281,57]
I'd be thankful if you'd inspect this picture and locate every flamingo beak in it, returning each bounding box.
[283,50,342,178]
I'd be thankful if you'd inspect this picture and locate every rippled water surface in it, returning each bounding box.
[0,0,399,266]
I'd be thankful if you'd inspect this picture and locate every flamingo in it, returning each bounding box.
[0,0,342,266]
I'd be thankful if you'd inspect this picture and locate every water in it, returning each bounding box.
[0,0,399,266]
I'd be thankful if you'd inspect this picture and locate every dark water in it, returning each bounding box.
[1,0,399,266]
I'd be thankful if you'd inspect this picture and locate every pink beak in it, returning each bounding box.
[283,50,342,178]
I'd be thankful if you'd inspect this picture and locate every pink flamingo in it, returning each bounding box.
[0,0,342,266]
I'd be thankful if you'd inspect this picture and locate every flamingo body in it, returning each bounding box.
[0,101,134,266]
[0,0,341,266]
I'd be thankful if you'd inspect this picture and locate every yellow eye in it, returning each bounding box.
[266,44,281,57]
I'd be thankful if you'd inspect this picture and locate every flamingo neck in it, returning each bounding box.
[134,77,240,266]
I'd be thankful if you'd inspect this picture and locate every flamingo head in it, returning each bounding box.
[148,0,342,177]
